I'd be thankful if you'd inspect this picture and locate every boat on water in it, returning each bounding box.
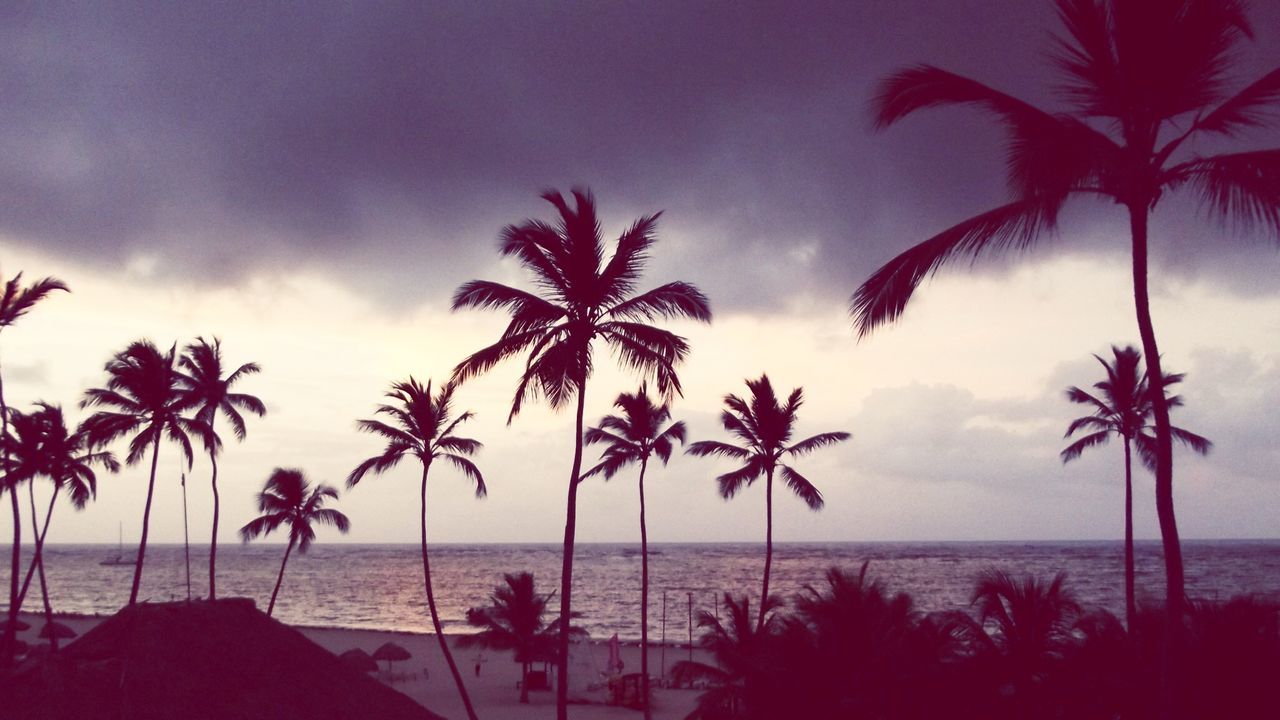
[100,523,132,567]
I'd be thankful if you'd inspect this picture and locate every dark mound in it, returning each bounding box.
[0,598,443,720]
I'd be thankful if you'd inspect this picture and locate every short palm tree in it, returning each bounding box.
[239,468,350,617]
[1061,345,1211,629]
[348,377,485,720]
[459,572,562,704]
[672,593,783,720]
[853,0,1280,631]
[451,188,711,720]
[583,385,685,719]
[4,403,116,649]
[179,336,265,599]
[0,272,67,664]
[687,374,850,632]
[80,340,208,605]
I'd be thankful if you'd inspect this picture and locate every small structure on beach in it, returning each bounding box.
[373,641,413,679]
[0,598,443,720]
[339,648,379,673]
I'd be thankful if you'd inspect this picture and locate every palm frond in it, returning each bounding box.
[606,281,713,323]
[1060,430,1111,463]
[786,431,851,457]
[442,453,487,497]
[851,200,1058,337]
[685,440,751,461]
[1165,149,1280,235]
[1192,68,1280,138]
[778,464,824,510]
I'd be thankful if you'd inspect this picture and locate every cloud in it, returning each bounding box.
[2,1,1277,315]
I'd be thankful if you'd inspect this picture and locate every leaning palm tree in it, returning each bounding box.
[179,336,265,599]
[1061,345,1211,629]
[0,272,67,664]
[583,385,685,720]
[239,468,350,617]
[4,403,116,650]
[451,188,712,720]
[853,0,1280,632]
[80,340,207,605]
[347,377,485,720]
[687,374,850,632]
[459,572,565,704]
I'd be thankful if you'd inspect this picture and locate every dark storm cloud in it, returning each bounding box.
[2,0,1278,309]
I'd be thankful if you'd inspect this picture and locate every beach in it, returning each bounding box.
[10,610,710,720]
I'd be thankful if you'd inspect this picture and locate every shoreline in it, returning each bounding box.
[9,608,712,720]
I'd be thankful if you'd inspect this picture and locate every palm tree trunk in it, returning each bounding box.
[267,536,294,617]
[27,482,56,650]
[17,487,58,609]
[129,431,163,606]
[638,457,652,720]
[1128,202,1183,718]
[1123,437,1136,631]
[419,463,479,720]
[181,473,191,601]
[1,360,22,668]
[208,451,220,600]
[758,467,774,634]
[520,661,530,704]
[556,386,588,720]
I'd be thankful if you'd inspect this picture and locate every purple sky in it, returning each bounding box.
[1,0,1278,544]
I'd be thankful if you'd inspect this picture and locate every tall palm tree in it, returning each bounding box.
[459,572,563,704]
[853,0,1280,632]
[451,188,712,719]
[179,336,265,599]
[687,374,850,632]
[0,272,67,665]
[347,378,485,720]
[583,385,685,720]
[4,403,116,650]
[1061,345,1211,628]
[239,468,350,617]
[80,340,207,605]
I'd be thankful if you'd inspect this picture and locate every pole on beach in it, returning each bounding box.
[181,472,191,601]
[660,591,667,678]
[687,592,693,662]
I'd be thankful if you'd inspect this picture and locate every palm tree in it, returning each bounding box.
[459,572,564,704]
[853,0,1280,632]
[451,187,712,719]
[1061,345,1211,629]
[347,378,485,720]
[179,336,265,600]
[970,570,1081,715]
[0,272,67,665]
[583,385,685,719]
[3,403,116,650]
[671,593,784,720]
[239,468,350,617]
[687,374,850,632]
[80,340,208,605]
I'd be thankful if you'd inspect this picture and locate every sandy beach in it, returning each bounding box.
[10,611,710,720]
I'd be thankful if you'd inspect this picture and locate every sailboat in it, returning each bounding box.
[99,523,132,567]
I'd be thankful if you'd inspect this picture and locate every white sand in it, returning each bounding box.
[11,611,712,720]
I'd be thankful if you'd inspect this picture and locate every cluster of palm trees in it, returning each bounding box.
[0,281,268,663]
[672,564,1279,720]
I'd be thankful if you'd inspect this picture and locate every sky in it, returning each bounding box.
[1,0,1277,545]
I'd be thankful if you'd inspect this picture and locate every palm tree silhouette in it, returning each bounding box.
[348,377,485,720]
[687,374,850,632]
[3,403,116,650]
[0,272,67,665]
[451,188,711,719]
[583,385,686,719]
[80,340,208,605]
[459,572,566,704]
[240,468,350,617]
[671,593,783,719]
[178,336,265,600]
[854,0,1280,632]
[1061,345,1211,629]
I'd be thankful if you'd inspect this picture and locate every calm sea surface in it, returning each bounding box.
[3,541,1277,641]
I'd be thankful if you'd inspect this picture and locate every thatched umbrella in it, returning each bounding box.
[339,648,378,673]
[1,619,31,633]
[39,622,77,641]
[372,641,412,678]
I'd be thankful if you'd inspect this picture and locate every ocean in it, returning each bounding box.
[4,541,1278,641]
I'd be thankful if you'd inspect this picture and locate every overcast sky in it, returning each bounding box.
[2,0,1277,545]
